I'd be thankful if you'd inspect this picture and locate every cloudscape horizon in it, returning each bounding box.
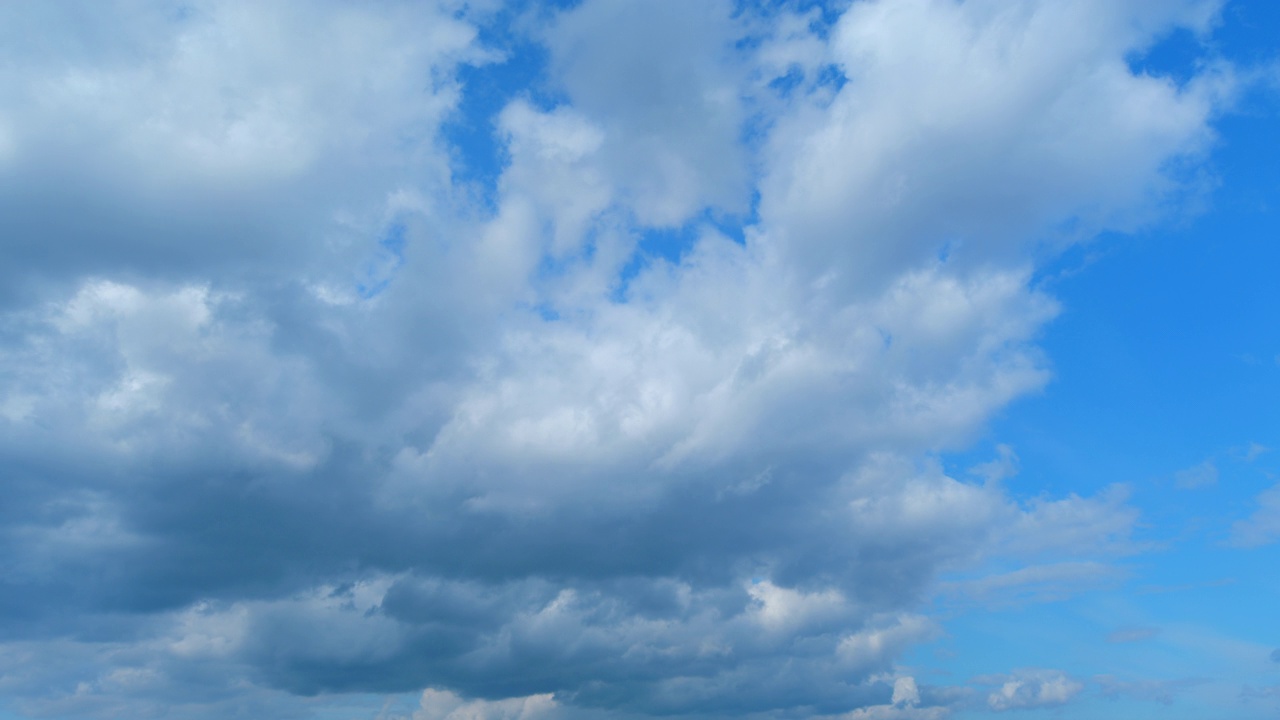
[0,1,1278,718]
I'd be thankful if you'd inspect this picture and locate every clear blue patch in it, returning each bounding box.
[441,4,574,211]
[535,303,561,322]
[768,66,806,97]
[1127,3,1280,89]
[1126,26,1205,88]
[815,62,847,92]
[611,207,754,303]
[356,280,389,300]
[735,0,847,41]
[356,222,407,299]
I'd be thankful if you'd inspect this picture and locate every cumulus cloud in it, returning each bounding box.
[0,0,1239,718]
[982,670,1084,711]
[757,0,1230,297]
[0,0,489,307]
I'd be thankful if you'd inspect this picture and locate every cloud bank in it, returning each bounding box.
[0,0,1237,718]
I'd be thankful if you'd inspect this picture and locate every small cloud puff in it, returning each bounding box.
[983,670,1083,712]
[1229,483,1280,547]
[1174,460,1218,489]
[840,676,951,720]
[416,689,557,720]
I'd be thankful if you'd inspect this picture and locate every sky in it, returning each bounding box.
[0,1,1277,719]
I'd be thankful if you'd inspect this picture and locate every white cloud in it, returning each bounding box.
[944,561,1124,607]
[837,676,952,720]
[969,445,1020,485]
[541,0,751,226]
[984,669,1083,711]
[759,0,1230,296]
[1229,483,1280,547]
[0,0,488,299]
[1175,459,1219,489]
[416,689,558,720]
[1106,626,1161,644]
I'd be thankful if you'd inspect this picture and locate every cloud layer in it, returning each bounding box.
[0,0,1239,718]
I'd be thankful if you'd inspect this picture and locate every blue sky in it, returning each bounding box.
[0,1,1277,719]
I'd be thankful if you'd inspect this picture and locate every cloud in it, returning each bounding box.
[540,0,752,226]
[1095,675,1203,705]
[1175,460,1219,489]
[1229,483,1280,547]
[0,0,489,307]
[1107,626,1161,644]
[1241,684,1280,700]
[758,0,1230,297]
[968,445,1020,485]
[416,688,557,720]
[981,670,1083,711]
[1271,648,1280,663]
[943,561,1126,607]
[0,0,1237,718]
[1234,442,1269,462]
[836,676,953,720]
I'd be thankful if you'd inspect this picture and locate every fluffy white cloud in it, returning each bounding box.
[541,0,752,226]
[417,688,558,720]
[758,0,1230,296]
